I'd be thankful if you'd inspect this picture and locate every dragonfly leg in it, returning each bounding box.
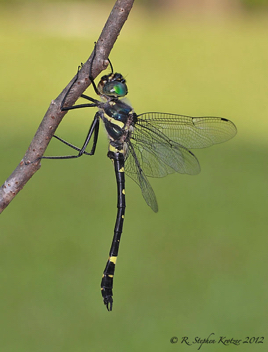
[61,46,100,112]
[41,114,99,160]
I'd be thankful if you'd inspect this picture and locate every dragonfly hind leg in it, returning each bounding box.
[41,114,100,160]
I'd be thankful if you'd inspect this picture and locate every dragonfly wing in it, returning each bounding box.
[136,113,237,149]
[125,141,158,212]
[124,112,236,210]
[129,121,201,177]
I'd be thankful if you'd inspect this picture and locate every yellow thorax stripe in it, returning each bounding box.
[103,112,124,129]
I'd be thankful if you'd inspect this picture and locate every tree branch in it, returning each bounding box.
[0,0,134,213]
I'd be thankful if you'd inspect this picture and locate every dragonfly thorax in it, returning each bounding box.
[100,99,135,149]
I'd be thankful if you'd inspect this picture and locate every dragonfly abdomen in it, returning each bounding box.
[101,151,126,311]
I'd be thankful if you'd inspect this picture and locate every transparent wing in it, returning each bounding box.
[136,112,237,149]
[125,141,158,212]
[126,114,202,178]
[124,112,236,211]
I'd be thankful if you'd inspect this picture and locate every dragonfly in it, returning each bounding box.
[41,48,237,311]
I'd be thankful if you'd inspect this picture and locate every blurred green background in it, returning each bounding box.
[0,1,268,351]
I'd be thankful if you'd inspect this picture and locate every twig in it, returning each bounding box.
[0,0,135,213]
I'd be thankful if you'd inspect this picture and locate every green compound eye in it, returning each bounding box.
[103,82,128,97]
[113,83,126,96]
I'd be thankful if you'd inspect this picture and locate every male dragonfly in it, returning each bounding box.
[41,49,237,311]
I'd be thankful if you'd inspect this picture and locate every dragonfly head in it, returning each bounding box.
[98,73,128,98]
